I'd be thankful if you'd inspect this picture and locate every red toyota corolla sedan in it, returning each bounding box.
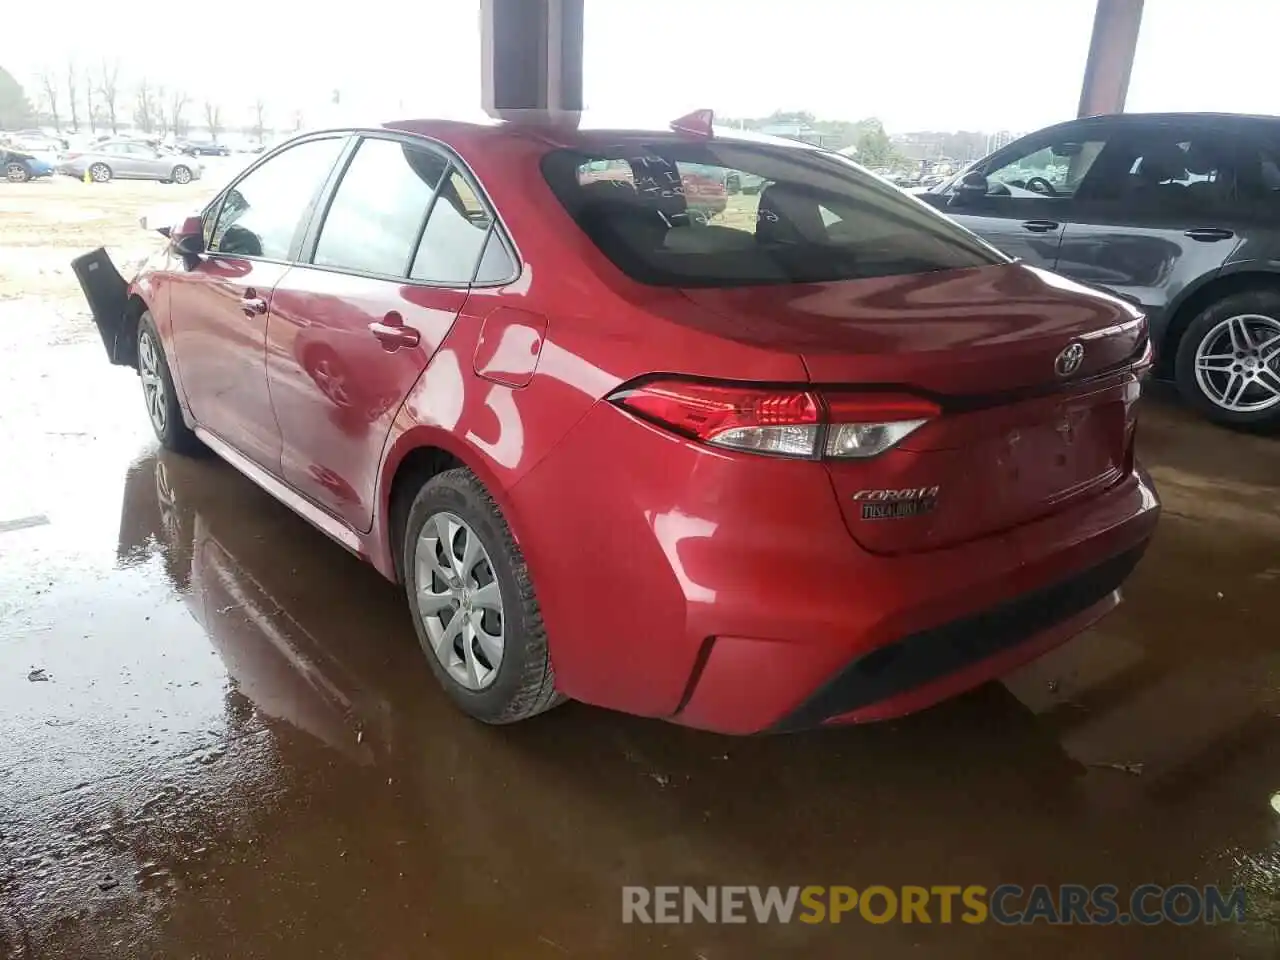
[73,113,1159,734]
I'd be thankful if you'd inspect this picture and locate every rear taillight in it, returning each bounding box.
[609,379,938,460]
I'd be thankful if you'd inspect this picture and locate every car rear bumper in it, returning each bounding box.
[511,404,1160,734]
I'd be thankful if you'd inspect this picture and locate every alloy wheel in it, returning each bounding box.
[414,512,505,691]
[90,163,110,183]
[173,166,191,184]
[6,162,28,183]
[1194,313,1280,413]
[138,330,168,434]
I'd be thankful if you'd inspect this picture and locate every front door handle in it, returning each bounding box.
[369,312,420,351]
[240,289,267,317]
[1184,227,1234,242]
[1021,219,1061,233]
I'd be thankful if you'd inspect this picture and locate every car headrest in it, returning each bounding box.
[756,183,826,244]
[1136,143,1188,184]
[1181,143,1218,177]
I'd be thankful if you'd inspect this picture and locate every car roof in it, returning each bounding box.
[1051,111,1280,131]
[380,112,821,154]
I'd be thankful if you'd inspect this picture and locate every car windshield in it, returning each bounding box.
[541,139,1004,287]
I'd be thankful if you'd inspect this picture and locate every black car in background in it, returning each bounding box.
[916,113,1280,429]
[178,139,231,157]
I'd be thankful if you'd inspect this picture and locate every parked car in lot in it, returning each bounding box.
[58,140,202,183]
[916,112,1280,428]
[178,139,232,157]
[71,114,1158,734]
[2,147,54,182]
[6,131,67,153]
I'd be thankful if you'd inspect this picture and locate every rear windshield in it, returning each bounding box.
[540,140,1005,287]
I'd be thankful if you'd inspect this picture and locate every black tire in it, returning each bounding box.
[403,468,562,724]
[171,165,192,184]
[1174,288,1280,430]
[89,162,112,183]
[6,161,29,183]
[137,313,203,454]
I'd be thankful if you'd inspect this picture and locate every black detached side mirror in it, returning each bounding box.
[174,233,205,257]
[949,171,989,207]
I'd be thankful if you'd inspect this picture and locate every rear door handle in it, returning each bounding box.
[369,312,420,350]
[1184,227,1234,242]
[240,290,267,317]
[1021,220,1061,233]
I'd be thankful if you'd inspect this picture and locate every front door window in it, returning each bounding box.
[983,139,1107,199]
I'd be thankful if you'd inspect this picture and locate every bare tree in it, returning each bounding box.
[38,69,61,131]
[99,60,121,134]
[133,78,156,134]
[154,84,169,136]
[203,101,222,142]
[251,97,267,143]
[168,88,190,137]
[85,78,97,134]
[65,61,80,132]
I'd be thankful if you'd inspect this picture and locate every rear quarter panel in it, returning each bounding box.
[373,129,809,575]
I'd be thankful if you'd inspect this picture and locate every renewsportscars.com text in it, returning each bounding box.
[622,884,1246,926]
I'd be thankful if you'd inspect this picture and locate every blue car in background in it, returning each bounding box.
[2,148,54,183]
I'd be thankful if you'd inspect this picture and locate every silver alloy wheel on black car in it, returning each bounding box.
[172,165,192,184]
[89,162,111,182]
[138,328,168,435]
[1193,314,1280,414]
[1176,288,1280,429]
[414,511,505,691]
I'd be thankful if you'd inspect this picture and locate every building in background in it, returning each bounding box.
[985,129,1016,153]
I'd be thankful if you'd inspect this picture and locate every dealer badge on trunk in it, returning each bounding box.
[853,487,941,520]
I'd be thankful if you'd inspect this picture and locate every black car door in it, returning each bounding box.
[916,125,1111,269]
[1054,120,1246,338]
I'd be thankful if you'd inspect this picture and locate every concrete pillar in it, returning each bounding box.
[1077,0,1144,117]
[481,0,584,122]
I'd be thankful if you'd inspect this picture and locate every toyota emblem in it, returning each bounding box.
[1055,342,1085,378]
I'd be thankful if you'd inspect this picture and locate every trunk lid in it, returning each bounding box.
[680,263,1145,554]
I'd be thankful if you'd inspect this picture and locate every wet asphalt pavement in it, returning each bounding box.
[2,299,1280,959]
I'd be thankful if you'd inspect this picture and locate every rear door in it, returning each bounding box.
[99,142,137,177]
[1055,118,1247,324]
[266,134,503,532]
[920,126,1111,268]
[168,135,348,471]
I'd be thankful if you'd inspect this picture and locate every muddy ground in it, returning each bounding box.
[2,173,1280,959]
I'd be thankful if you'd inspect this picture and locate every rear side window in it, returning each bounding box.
[541,141,1003,287]
[410,170,493,284]
[209,137,345,260]
[313,137,448,276]
[1078,129,1240,212]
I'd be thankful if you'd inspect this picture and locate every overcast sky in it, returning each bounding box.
[2,1,1277,132]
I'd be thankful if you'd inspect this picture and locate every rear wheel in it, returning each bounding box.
[137,313,202,453]
[1175,289,1280,429]
[403,468,562,724]
[171,165,192,185]
[89,162,112,183]
[5,161,28,182]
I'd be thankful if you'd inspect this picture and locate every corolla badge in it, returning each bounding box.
[1055,341,1085,378]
